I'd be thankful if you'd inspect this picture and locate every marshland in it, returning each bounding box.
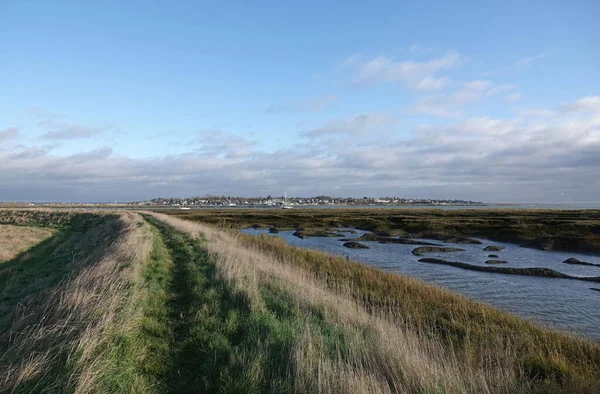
[1,208,600,393]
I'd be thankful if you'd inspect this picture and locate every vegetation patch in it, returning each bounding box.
[236,231,600,392]
[3,209,600,392]
[342,241,369,249]
[164,208,600,254]
[0,224,56,263]
[484,245,506,251]
[293,228,345,239]
[485,259,508,264]
[411,246,465,256]
[0,210,149,392]
[114,215,364,393]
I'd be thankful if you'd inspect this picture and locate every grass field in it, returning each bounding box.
[0,224,56,262]
[1,208,599,393]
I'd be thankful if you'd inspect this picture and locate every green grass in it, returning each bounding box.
[0,213,123,334]
[238,233,600,392]
[3,209,600,392]
[0,212,129,392]
[94,215,356,393]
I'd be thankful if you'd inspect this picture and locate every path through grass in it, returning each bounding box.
[104,215,351,393]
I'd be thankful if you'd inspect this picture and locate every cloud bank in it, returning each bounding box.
[2,95,599,203]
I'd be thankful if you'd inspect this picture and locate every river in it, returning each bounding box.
[242,227,600,342]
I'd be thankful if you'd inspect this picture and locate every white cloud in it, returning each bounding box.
[192,129,257,159]
[407,80,492,117]
[342,51,460,90]
[560,96,600,113]
[0,128,20,141]
[2,96,600,202]
[304,113,399,138]
[417,117,516,138]
[517,53,552,68]
[482,53,553,76]
[37,117,114,140]
[414,76,449,91]
[485,84,518,96]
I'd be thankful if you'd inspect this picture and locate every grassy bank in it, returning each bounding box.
[0,210,152,392]
[2,209,600,392]
[236,232,600,387]
[95,215,345,392]
[165,208,600,254]
[151,213,600,393]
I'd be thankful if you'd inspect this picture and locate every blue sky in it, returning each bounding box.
[1,1,599,202]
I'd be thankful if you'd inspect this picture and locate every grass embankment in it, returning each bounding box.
[151,213,600,393]
[96,215,321,392]
[166,208,600,254]
[0,210,152,392]
[2,209,600,392]
[235,231,600,392]
[100,213,494,393]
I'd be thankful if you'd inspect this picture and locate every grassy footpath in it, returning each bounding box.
[95,215,359,393]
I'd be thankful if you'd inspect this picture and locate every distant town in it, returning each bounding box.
[134,195,483,207]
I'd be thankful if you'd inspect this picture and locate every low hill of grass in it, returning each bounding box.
[1,209,599,393]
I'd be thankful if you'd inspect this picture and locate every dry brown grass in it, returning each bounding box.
[0,225,56,263]
[0,211,153,392]
[148,212,525,393]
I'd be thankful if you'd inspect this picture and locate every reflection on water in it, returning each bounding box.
[242,228,600,342]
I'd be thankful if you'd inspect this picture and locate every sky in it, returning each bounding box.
[1,0,599,203]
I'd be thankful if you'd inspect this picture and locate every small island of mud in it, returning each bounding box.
[343,241,369,249]
[418,258,600,283]
[412,246,465,256]
[484,246,505,252]
[293,228,346,239]
[563,258,600,268]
